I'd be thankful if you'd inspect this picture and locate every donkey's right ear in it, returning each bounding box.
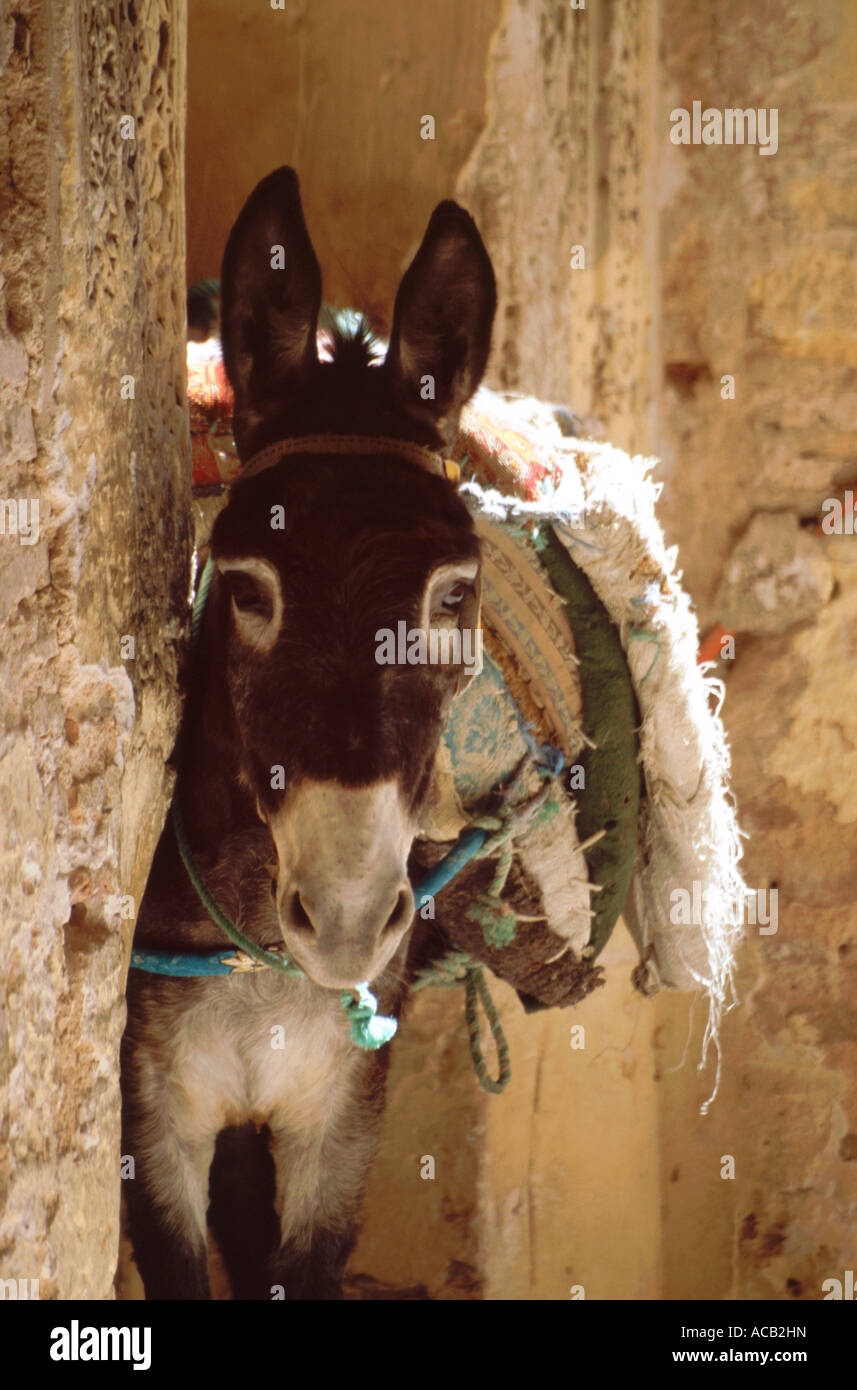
[220,167,322,455]
[384,201,496,445]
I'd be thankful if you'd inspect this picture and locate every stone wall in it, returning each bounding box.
[0,0,189,1298]
[651,0,857,1300]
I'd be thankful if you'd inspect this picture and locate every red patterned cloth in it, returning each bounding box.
[455,401,565,502]
[188,352,240,485]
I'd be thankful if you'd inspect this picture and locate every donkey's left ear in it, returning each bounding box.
[384,202,496,445]
[220,167,322,456]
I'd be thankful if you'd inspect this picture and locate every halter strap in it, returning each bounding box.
[240,433,461,484]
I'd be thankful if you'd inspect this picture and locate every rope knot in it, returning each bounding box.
[341,984,398,1050]
[466,893,518,948]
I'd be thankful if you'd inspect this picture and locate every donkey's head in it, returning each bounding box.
[210,168,495,989]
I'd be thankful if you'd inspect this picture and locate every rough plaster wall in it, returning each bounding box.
[477,933,661,1301]
[454,0,586,404]
[575,0,661,451]
[655,0,857,620]
[0,0,189,1298]
[656,538,857,1300]
[350,990,486,1299]
[609,0,857,1300]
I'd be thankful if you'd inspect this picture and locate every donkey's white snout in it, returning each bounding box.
[270,779,417,988]
[280,879,415,988]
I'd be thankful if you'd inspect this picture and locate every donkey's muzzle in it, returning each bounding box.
[279,880,415,989]
[269,779,418,988]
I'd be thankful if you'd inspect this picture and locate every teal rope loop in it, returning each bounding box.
[171,797,303,978]
[413,952,511,1093]
[465,965,511,1093]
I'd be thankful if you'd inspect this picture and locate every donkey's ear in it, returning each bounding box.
[384,202,496,444]
[220,167,322,454]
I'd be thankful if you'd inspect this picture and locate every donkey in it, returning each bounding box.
[120,167,496,1299]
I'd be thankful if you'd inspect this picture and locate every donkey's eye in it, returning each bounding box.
[422,561,479,631]
[226,570,273,621]
[439,583,469,612]
[215,556,283,652]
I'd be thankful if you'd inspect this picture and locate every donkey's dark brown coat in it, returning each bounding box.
[121,168,496,1299]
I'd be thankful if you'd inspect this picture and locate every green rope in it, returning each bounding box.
[628,625,663,686]
[464,781,559,949]
[339,982,399,1051]
[171,797,301,978]
[412,950,474,990]
[467,896,517,948]
[413,952,511,1093]
[191,554,215,641]
[465,965,511,1094]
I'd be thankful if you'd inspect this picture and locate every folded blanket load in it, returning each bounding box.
[186,338,745,1104]
[438,388,745,1105]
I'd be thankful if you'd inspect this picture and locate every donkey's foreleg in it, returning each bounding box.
[267,1104,385,1300]
[122,1083,217,1299]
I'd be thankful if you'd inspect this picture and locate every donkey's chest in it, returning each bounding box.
[166,975,359,1134]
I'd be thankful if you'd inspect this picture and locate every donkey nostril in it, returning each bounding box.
[384,889,412,934]
[290,892,314,932]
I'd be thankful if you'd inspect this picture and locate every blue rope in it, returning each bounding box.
[412,827,489,901]
[131,948,249,977]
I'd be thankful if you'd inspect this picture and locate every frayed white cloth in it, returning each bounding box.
[459,389,746,1108]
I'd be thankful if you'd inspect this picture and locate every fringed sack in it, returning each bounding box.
[414,387,746,1109]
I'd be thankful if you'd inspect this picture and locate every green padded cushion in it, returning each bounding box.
[516,523,642,1013]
